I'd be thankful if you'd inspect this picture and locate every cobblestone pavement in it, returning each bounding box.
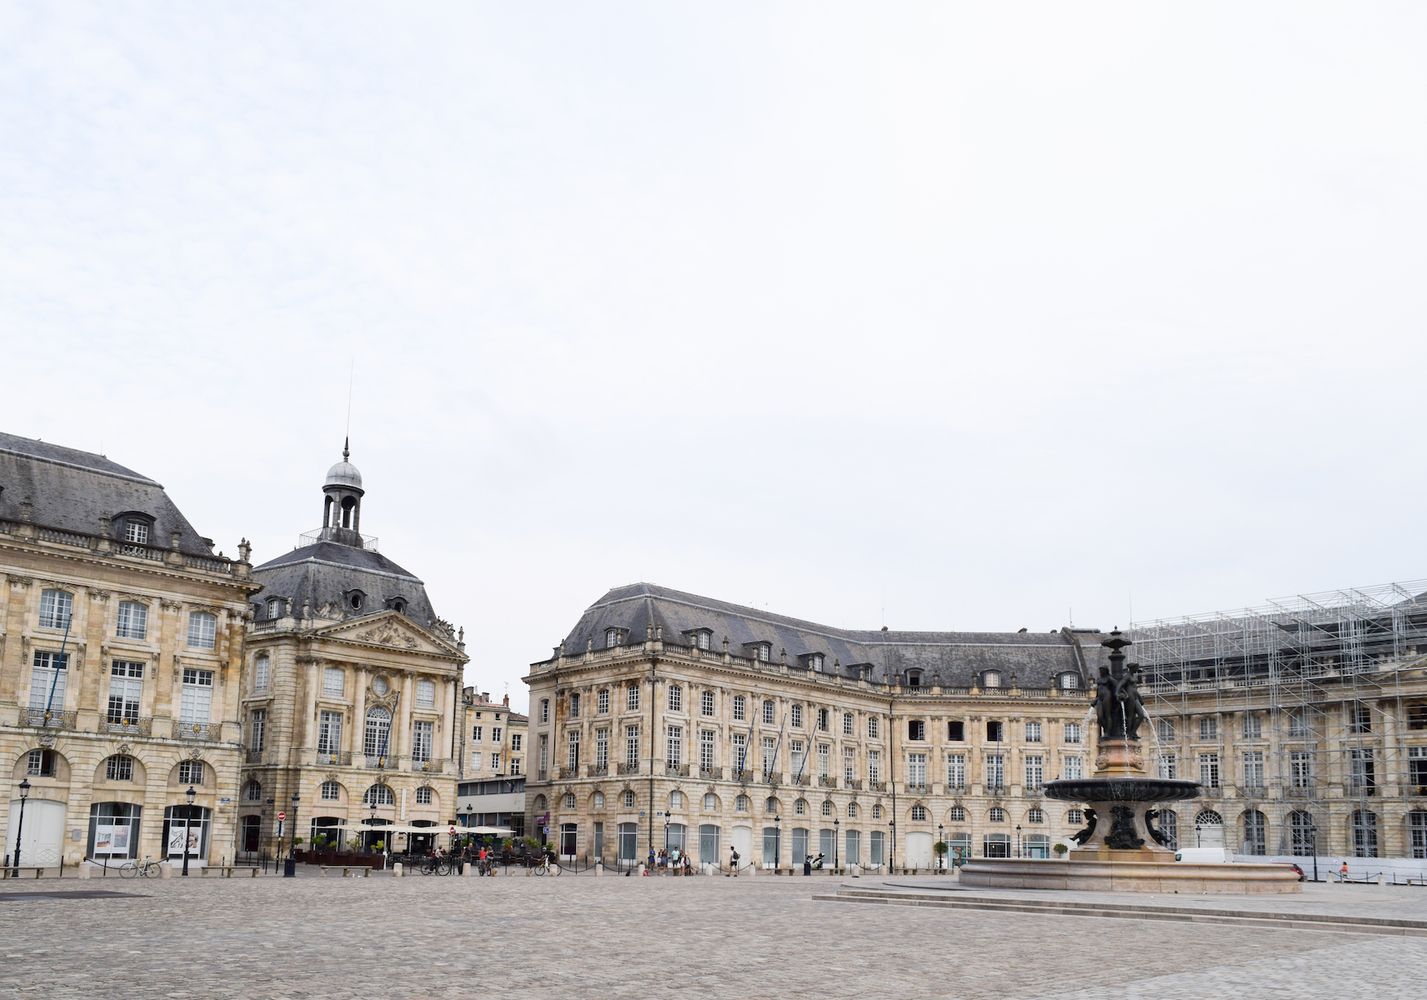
[0,873,1423,999]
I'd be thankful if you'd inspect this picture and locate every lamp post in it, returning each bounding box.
[290,793,299,859]
[369,800,378,856]
[833,817,840,871]
[465,803,474,842]
[11,778,30,877]
[1308,823,1319,883]
[888,818,896,872]
[1016,824,1022,859]
[938,823,945,872]
[181,785,196,876]
[773,815,781,872]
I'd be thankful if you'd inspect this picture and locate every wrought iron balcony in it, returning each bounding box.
[24,708,77,730]
[617,762,640,776]
[317,752,352,766]
[104,716,153,736]
[586,764,610,778]
[698,766,724,781]
[818,776,838,789]
[177,722,217,741]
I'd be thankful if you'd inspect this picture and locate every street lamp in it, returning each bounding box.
[11,778,30,877]
[181,785,196,876]
[888,818,896,872]
[773,815,781,872]
[938,823,945,872]
[369,799,378,855]
[1016,824,1022,859]
[1308,823,1319,883]
[833,817,840,871]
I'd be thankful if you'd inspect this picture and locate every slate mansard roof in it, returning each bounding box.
[0,431,218,555]
[250,540,438,626]
[556,583,1101,688]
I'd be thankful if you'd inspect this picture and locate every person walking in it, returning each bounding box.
[728,844,740,877]
[1338,860,1350,882]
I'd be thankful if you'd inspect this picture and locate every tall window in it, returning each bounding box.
[701,690,715,717]
[946,753,966,789]
[1158,753,1177,780]
[1349,749,1376,793]
[29,650,68,714]
[605,627,619,648]
[1242,751,1265,788]
[322,666,344,696]
[1242,714,1262,739]
[539,698,550,723]
[1290,752,1313,788]
[1156,718,1176,742]
[868,750,882,784]
[106,660,143,725]
[568,730,581,769]
[699,730,716,771]
[570,693,581,718]
[116,600,148,639]
[790,704,803,728]
[732,732,748,771]
[1287,710,1309,738]
[1198,753,1221,788]
[908,752,927,786]
[253,655,270,694]
[762,700,776,725]
[538,735,548,774]
[843,746,855,782]
[624,725,640,767]
[1409,810,1427,860]
[1351,810,1379,858]
[595,729,609,769]
[665,725,682,767]
[790,739,806,776]
[248,709,266,752]
[733,695,747,722]
[416,679,435,708]
[38,589,73,630]
[816,744,829,778]
[1025,754,1044,791]
[985,753,1005,790]
[597,689,610,714]
[1198,717,1218,740]
[106,755,134,782]
[412,720,434,764]
[1063,755,1084,781]
[187,611,217,649]
[668,685,683,712]
[626,684,640,711]
[318,711,343,760]
[761,736,777,777]
[364,707,392,757]
[868,717,880,739]
[842,713,854,736]
[1288,810,1315,855]
[1242,811,1267,855]
[180,668,213,724]
[1063,722,1082,744]
[178,760,205,785]
[1348,703,1372,735]
[1025,721,1042,743]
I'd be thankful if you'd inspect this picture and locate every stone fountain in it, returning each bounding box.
[959,630,1299,893]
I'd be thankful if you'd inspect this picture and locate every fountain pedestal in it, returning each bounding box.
[959,632,1300,894]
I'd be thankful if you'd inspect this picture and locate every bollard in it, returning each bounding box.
[158,863,173,880]
[461,862,472,878]
[77,864,91,881]
[392,862,404,877]
[595,861,604,877]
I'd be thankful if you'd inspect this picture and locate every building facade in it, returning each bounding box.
[239,446,468,859]
[0,433,257,869]
[525,583,1427,870]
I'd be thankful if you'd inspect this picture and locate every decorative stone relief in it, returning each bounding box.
[356,623,420,650]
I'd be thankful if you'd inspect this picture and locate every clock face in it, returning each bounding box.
[372,676,390,696]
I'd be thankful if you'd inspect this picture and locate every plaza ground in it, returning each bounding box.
[1,872,1424,999]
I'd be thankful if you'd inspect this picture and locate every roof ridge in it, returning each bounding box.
[0,431,158,487]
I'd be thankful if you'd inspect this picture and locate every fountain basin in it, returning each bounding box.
[1044,777,1200,803]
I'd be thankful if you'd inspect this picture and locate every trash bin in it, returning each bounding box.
[283,857,296,878]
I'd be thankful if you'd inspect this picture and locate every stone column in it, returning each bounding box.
[440,676,455,770]
[302,657,320,751]
[351,667,367,758]
[397,673,414,761]
[78,589,110,726]
[0,576,34,712]
[154,601,184,738]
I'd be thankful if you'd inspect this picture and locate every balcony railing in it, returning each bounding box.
[664,762,690,777]
[906,782,930,794]
[104,716,153,736]
[792,774,810,787]
[846,778,863,791]
[24,708,78,730]
[1286,784,1316,797]
[698,766,723,781]
[985,784,1006,795]
[818,776,837,789]
[732,769,753,784]
[412,758,444,773]
[762,772,781,787]
[586,764,610,778]
[245,749,267,764]
[177,722,217,741]
[617,762,639,776]
[946,784,967,795]
[559,766,578,779]
[867,780,886,792]
[317,751,352,766]
[365,754,403,769]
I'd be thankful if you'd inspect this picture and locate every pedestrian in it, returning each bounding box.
[682,851,692,876]
[728,844,740,877]
[1339,860,1350,882]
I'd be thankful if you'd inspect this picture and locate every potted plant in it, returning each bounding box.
[933,840,949,873]
[1053,842,1069,859]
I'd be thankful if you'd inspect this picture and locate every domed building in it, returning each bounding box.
[239,443,467,862]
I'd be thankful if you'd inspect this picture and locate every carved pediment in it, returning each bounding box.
[316,612,456,656]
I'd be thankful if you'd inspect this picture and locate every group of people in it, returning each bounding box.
[647,847,693,875]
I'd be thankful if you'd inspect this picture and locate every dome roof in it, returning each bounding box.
[324,459,363,491]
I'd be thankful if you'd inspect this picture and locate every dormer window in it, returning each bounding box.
[752,643,771,662]
[1058,672,1081,690]
[684,628,713,651]
[981,670,1002,689]
[385,597,407,614]
[266,598,284,619]
[906,669,923,689]
[114,512,156,553]
[123,520,149,545]
[806,653,824,671]
[604,628,624,649]
[345,590,365,612]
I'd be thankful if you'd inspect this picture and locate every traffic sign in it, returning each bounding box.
[278,811,286,821]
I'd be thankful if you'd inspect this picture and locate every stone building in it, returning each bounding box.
[239,444,467,859]
[0,432,256,869]
[524,583,1102,869]
[525,582,1427,870]
[455,688,528,836]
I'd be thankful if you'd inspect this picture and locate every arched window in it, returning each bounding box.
[622,790,636,809]
[105,755,135,782]
[253,654,270,694]
[871,803,882,819]
[949,805,966,822]
[911,804,928,822]
[906,670,922,689]
[1242,810,1267,855]
[821,800,834,817]
[38,589,73,630]
[266,598,284,619]
[605,628,619,648]
[363,784,394,806]
[592,791,606,810]
[320,781,341,801]
[987,807,1006,822]
[1352,810,1379,858]
[795,798,808,816]
[563,792,577,809]
[1288,810,1315,855]
[416,787,434,805]
[243,780,262,802]
[703,792,718,811]
[847,802,858,818]
[735,795,750,812]
[1159,810,1179,849]
[669,790,684,810]
[364,706,392,758]
[1027,807,1045,824]
[765,796,780,813]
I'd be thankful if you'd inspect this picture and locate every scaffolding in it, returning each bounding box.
[1129,580,1427,860]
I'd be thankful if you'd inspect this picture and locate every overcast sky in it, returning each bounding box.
[3,2,1423,711]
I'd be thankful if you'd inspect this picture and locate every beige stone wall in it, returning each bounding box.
[239,612,466,856]
[0,527,256,867]
[525,640,1427,866]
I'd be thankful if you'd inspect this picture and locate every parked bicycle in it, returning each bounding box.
[420,854,453,876]
[529,857,562,877]
[119,857,162,879]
